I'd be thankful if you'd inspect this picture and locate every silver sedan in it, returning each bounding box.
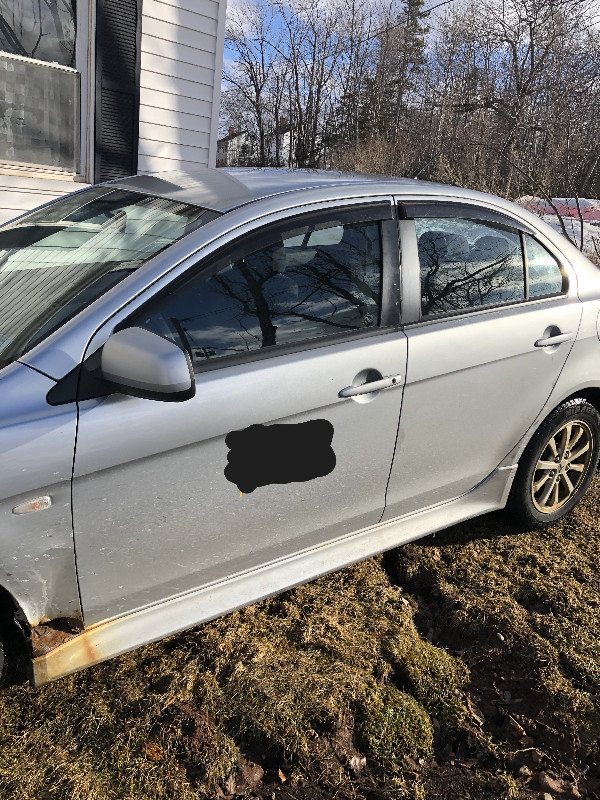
[0,168,599,686]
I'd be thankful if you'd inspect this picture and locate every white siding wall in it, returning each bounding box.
[0,175,85,226]
[138,0,226,173]
[0,0,226,225]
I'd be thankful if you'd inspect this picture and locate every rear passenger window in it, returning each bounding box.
[524,236,564,297]
[416,218,525,317]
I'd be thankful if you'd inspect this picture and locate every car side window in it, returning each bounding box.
[128,216,383,368]
[524,235,565,297]
[415,218,525,317]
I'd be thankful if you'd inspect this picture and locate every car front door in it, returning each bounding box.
[72,200,408,625]
[383,201,582,520]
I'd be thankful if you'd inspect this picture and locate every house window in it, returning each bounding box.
[0,1,79,173]
[0,0,76,66]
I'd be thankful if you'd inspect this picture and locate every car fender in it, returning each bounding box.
[0,362,82,626]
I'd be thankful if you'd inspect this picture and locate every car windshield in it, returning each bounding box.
[0,187,215,371]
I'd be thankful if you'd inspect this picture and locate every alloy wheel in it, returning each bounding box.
[531,420,594,513]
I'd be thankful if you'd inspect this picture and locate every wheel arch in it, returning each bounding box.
[0,578,33,624]
[501,385,600,469]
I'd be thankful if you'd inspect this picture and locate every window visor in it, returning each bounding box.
[398,201,534,234]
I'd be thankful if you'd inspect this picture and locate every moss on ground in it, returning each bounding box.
[1,478,600,798]
[358,685,434,765]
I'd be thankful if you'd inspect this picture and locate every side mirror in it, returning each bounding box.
[100,327,195,402]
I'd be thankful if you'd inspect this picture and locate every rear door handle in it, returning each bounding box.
[338,375,403,398]
[534,332,574,347]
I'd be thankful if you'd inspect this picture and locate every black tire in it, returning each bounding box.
[507,398,600,530]
[0,636,6,688]
[0,615,28,689]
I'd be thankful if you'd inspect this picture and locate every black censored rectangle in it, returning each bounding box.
[225,420,336,494]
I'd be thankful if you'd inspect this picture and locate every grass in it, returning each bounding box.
[1,477,600,799]
[394,488,600,757]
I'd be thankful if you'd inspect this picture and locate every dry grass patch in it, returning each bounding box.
[393,476,600,781]
[0,559,469,798]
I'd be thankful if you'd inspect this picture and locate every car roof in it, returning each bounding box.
[109,167,493,214]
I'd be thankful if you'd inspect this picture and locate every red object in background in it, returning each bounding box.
[521,199,600,222]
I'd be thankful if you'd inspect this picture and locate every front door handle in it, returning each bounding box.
[534,332,574,347]
[339,374,403,398]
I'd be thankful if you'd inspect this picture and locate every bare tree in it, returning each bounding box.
[221,0,600,233]
[223,0,282,166]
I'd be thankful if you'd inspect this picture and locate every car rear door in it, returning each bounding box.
[72,199,408,625]
[383,200,582,520]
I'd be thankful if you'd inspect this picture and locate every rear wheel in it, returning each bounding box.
[507,398,600,529]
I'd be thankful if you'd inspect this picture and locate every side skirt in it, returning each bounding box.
[31,466,516,686]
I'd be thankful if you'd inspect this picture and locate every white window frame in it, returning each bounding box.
[0,0,95,183]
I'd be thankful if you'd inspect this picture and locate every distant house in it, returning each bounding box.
[217,119,295,167]
[216,127,255,167]
[0,0,227,225]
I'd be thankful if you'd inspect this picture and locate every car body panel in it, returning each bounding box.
[32,464,513,686]
[497,298,600,468]
[383,298,582,518]
[0,361,81,625]
[72,330,408,625]
[385,201,585,515]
